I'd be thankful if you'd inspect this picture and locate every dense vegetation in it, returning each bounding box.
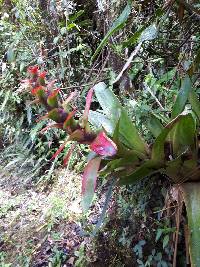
[0,0,200,266]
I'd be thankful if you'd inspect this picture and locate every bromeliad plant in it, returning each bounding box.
[25,63,200,266]
[23,65,118,206]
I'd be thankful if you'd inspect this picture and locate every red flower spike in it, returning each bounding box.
[39,71,47,79]
[90,131,117,157]
[28,65,39,75]
[83,87,94,124]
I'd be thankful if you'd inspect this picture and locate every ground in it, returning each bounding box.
[0,167,85,267]
[0,165,177,267]
[0,164,118,267]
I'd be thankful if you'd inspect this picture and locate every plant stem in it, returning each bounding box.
[181,183,200,267]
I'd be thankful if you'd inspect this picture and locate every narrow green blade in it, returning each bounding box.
[171,76,192,118]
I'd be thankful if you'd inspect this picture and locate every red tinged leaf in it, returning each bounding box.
[36,113,49,122]
[63,109,77,129]
[40,123,63,134]
[38,71,47,86]
[49,88,60,97]
[68,129,85,142]
[90,131,117,157]
[47,108,66,123]
[50,139,68,160]
[63,143,76,167]
[64,90,78,106]
[83,87,94,123]
[31,86,46,97]
[28,65,39,75]
[36,108,66,123]
[47,89,60,107]
[47,79,57,90]
[82,157,101,212]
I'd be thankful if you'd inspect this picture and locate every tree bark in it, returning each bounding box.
[181,183,200,267]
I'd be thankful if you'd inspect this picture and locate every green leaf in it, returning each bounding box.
[139,24,158,42]
[48,108,62,122]
[156,229,163,242]
[151,115,183,162]
[166,158,197,183]
[7,47,15,63]
[69,10,84,22]
[93,82,147,154]
[147,114,163,138]
[163,235,169,249]
[170,113,196,157]
[152,114,196,164]
[188,89,200,120]
[93,82,121,122]
[123,8,163,47]
[82,157,101,212]
[151,128,171,162]
[171,76,192,118]
[187,48,200,76]
[181,183,200,267]
[100,156,139,177]
[91,1,132,61]
[88,110,115,135]
[119,160,160,185]
[165,157,183,183]
[123,28,144,47]
[118,109,147,154]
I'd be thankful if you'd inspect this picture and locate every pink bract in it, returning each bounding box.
[90,132,117,157]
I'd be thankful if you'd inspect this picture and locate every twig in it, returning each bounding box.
[113,42,142,84]
[184,224,190,265]
[173,201,182,267]
[177,0,200,20]
[153,204,179,213]
[94,51,110,84]
[64,10,72,70]
[143,83,165,111]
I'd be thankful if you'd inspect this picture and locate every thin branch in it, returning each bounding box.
[113,42,142,84]
[177,0,200,20]
[143,83,165,111]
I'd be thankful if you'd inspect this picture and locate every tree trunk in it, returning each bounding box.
[181,183,200,267]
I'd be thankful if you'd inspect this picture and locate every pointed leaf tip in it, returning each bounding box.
[83,87,94,123]
[63,143,76,167]
[50,139,68,160]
